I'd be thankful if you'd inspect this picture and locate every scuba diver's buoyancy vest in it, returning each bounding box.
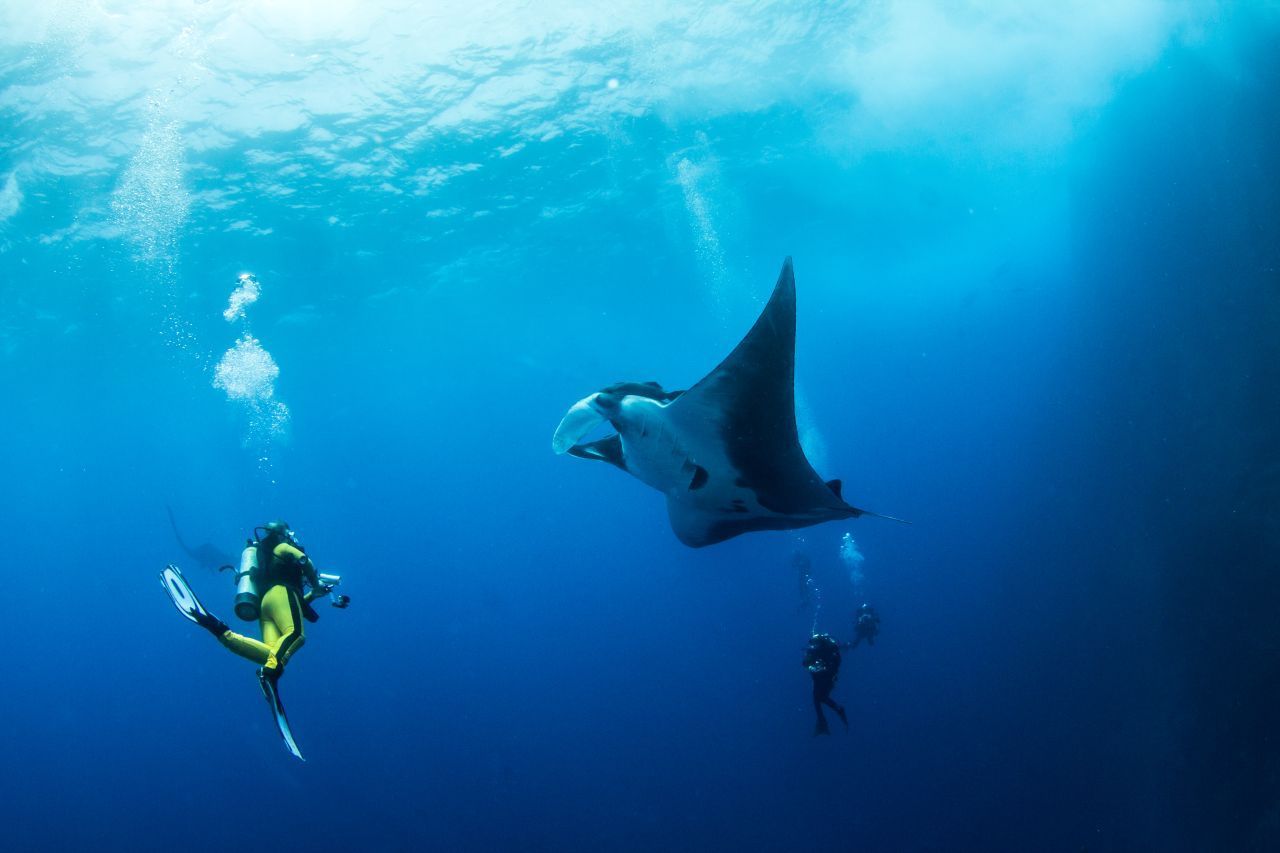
[805,635,841,674]
[232,536,307,622]
[257,537,307,593]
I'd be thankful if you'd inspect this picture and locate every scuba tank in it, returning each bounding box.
[233,542,262,621]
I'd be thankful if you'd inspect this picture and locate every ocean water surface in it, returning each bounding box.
[1,2,1278,851]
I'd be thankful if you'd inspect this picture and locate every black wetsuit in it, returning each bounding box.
[850,611,880,649]
[803,635,848,735]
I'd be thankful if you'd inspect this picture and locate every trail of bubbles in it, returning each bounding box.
[808,572,823,636]
[794,386,829,473]
[214,272,290,474]
[111,112,189,266]
[792,541,823,634]
[840,532,866,592]
[107,21,209,350]
[674,152,728,315]
[110,96,193,352]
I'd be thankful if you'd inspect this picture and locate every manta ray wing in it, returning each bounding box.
[660,257,863,546]
[553,257,895,547]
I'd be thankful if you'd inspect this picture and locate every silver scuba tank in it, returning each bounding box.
[233,544,262,621]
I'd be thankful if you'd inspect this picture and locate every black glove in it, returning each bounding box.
[195,611,229,637]
[301,599,320,623]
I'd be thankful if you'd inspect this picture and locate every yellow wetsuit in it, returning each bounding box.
[217,542,311,675]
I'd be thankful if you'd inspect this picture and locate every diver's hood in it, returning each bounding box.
[255,521,301,550]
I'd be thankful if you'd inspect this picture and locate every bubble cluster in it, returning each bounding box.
[223,272,261,322]
[213,333,278,402]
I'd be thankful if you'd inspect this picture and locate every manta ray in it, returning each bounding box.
[553,257,902,547]
[166,505,234,572]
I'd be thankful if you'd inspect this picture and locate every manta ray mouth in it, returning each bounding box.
[551,393,607,454]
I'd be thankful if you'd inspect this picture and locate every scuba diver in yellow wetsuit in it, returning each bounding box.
[161,520,348,759]
[218,521,327,683]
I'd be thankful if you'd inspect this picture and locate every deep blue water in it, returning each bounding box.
[2,3,1279,851]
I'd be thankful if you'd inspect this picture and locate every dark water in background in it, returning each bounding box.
[1,4,1278,851]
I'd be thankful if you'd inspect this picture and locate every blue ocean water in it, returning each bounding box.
[2,3,1278,851]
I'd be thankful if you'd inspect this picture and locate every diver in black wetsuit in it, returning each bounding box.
[848,603,880,649]
[803,633,848,736]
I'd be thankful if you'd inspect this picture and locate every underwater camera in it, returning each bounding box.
[318,573,351,609]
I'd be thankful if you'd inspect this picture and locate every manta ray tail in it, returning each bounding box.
[852,508,912,525]
[829,480,910,524]
[166,505,197,558]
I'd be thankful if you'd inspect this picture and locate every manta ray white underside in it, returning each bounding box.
[554,257,902,547]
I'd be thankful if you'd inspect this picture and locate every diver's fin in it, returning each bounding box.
[159,564,212,625]
[258,670,304,761]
